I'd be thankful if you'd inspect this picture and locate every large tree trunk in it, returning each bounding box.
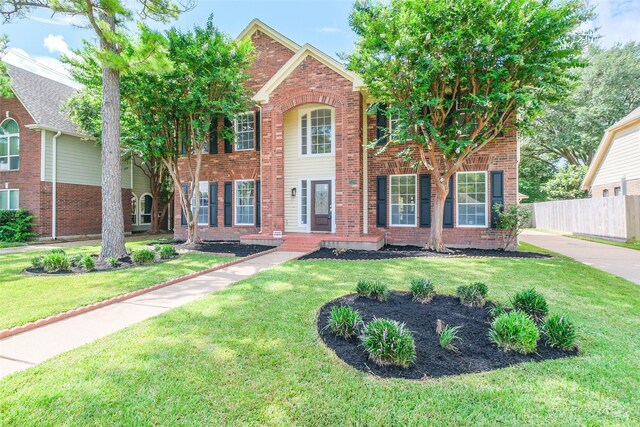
[427,179,449,253]
[99,63,127,260]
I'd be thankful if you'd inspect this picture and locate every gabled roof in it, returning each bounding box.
[6,63,80,135]
[236,18,301,53]
[582,106,640,190]
[252,43,364,104]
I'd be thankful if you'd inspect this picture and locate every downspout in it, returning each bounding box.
[258,104,263,234]
[51,130,62,239]
[362,95,369,235]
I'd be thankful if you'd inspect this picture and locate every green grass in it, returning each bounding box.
[1,246,639,425]
[0,242,25,249]
[568,234,640,251]
[0,240,232,330]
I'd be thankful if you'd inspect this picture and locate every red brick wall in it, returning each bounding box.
[0,94,43,234]
[246,30,296,92]
[366,116,518,249]
[591,178,640,197]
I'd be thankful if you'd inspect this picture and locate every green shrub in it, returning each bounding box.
[49,248,66,255]
[489,303,507,319]
[439,324,462,351]
[68,254,83,267]
[0,209,36,242]
[511,288,549,324]
[155,244,177,259]
[131,248,155,264]
[410,278,434,303]
[543,313,577,350]
[42,253,70,273]
[361,318,416,368]
[328,305,362,339]
[456,282,488,307]
[107,257,119,268]
[356,279,389,301]
[489,310,540,354]
[81,255,95,272]
[31,255,43,269]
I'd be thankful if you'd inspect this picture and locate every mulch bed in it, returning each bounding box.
[318,292,576,380]
[301,245,551,261]
[170,240,274,257]
[24,254,178,276]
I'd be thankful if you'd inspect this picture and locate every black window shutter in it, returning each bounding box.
[419,174,431,228]
[255,111,261,152]
[224,181,232,227]
[376,104,388,146]
[255,180,261,226]
[444,176,454,228]
[209,182,218,227]
[491,171,504,228]
[209,120,218,154]
[376,176,388,228]
[180,183,188,227]
[224,118,233,153]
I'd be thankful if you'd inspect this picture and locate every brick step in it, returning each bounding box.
[277,243,320,252]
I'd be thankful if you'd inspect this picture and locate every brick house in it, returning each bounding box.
[174,19,518,250]
[0,64,155,239]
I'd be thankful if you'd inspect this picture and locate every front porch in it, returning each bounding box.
[240,232,385,252]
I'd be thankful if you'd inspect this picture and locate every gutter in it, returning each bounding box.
[25,124,93,140]
[51,130,62,239]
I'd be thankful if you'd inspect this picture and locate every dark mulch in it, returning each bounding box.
[173,240,273,257]
[318,292,576,379]
[24,254,176,276]
[301,245,551,261]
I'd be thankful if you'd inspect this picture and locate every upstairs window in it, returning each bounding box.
[0,119,19,171]
[300,108,333,156]
[191,182,209,225]
[234,112,255,151]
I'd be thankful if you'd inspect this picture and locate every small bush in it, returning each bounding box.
[511,288,549,324]
[456,282,488,307]
[68,254,83,267]
[489,310,539,354]
[131,248,155,264]
[439,324,463,351]
[49,248,66,255]
[155,244,177,259]
[489,303,507,319]
[31,255,43,269]
[361,318,416,368]
[410,278,434,303]
[328,305,362,339]
[81,255,95,272]
[0,209,36,242]
[42,253,70,273]
[543,313,577,350]
[356,279,389,301]
[107,257,119,268]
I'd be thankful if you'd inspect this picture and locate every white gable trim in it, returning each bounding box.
[236,18,301,53]
[252,44,365,104]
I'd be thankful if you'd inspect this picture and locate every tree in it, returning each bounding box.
[1,0,190,260]
[0,35,11,98]
[541,165,587,200]
[348,0,592,251]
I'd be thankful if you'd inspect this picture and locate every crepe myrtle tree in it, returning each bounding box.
[348,0,592,252]
[0,0,191,260]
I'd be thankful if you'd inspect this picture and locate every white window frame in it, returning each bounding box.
[298,178,309,227]
[131,193,138,225]
[233,112,255,151]
[234,179,255,226]
[0,118,20,171]
[0,189,19,211]
[389,174,417,227]
[298,107,335,158]
[455,171,488,228]
[190,182,209,226]
[139,193,153,225]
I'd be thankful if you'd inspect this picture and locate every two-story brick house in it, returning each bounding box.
[174,19,518,250]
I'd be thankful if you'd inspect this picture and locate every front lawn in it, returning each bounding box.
[0,240,232,330]
[1,243,639,425]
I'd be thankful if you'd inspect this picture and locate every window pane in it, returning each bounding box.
[300,180,308,225]
[0,191,6,210]
[457,172,487,226]
[0,157,7,171]
[9,156,19,170]
[1,119,18,134]
[308,109,332,155]
[0,138,7,156]
[234,113,255,151]
[9,190,18,210]
[9,136,19,154]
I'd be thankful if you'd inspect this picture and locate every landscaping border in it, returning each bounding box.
[0,248,277,340]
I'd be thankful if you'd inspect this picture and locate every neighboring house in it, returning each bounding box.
[582,106,640,198]
[174,19,519,250]
[0,63,155,238]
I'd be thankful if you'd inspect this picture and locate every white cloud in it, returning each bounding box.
[43,34,79,60]
[589,0,640,46]
[319,27,342,34]
[1,48,80,88]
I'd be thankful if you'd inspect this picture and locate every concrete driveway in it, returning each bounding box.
[520,230,640,285]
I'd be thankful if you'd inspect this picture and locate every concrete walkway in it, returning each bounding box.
[520,229,640,285]
[0,250,303,379]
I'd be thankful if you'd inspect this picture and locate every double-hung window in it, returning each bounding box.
[300,108,333,156]
[456,171,488,227]
[0,119,20,171]
[0,189,19,210]
[390,174,417,226]
[234,112,255,151]
[191,182,209,225]
[235,180,255,225]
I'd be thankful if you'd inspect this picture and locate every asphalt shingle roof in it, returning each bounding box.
[6,63,79,134]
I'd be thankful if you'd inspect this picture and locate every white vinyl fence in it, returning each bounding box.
[527,195,640,242]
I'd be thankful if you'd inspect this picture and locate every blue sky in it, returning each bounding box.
[2,0,640,86]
